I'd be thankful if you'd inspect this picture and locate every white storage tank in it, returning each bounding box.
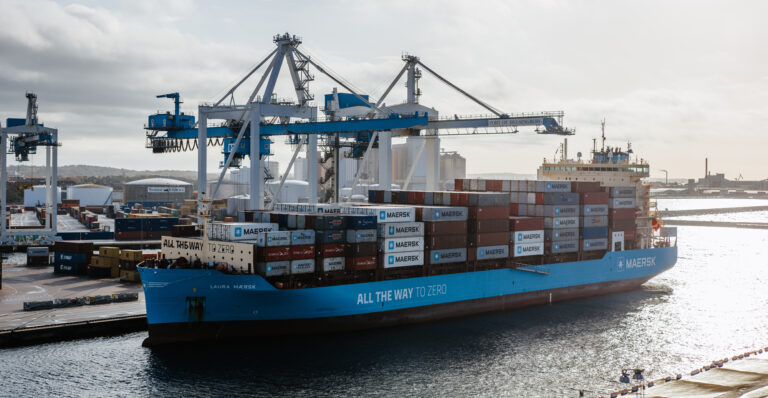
[23,185,62,208]
[266,180,309,203]
[66,184,113,206]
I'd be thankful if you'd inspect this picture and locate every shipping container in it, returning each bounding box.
[467,219,508,234]
[608,186,636,198]
[509,216,545,231]
[609,208,636,219]
[378,237,425,253]
[421,234,467,250]
[257,261,290,277]
[582,204,609,216]
[381,251,424,268]
[346,229,377,243]
[544,228,579,241]
[609,197,636,209]
[583,238,608,251]
[346,215,377,229]
[468,206,509,220]
[208,222,278,241]
[318,243,345,258]
[511,229,545,244]
[346,242,378,257]
[290,230,315,246]
[542,192,580,205]
[322,257,345,272]
[537,205,579,217]
[423,220,466,235]
[512,242,544,257]
[315,230,346,244]
[581,227,609,239]
[570,181,602,193]
[468,232,509,247]
[581,216,608,227]
[348,256,377,271]
[256,246,291,262]
[581,192,609,205]
[534,180,571,193]
[309,214,347,230]
[290,245,315,260]
[377,222,425,238]
[290,259,315,275]
[548,240,579,254]
[255,231,291,247]
[417,206,469,222]
[426,248,467,265]
[476,245,509,260]
[353,206,415,223]
[543,216,579,229]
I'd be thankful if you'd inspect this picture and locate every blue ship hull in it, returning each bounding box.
[139,246,677,345]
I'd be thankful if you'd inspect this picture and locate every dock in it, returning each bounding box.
[0,262,147,348]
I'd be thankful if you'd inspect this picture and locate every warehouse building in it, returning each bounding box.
[123,178,192,207]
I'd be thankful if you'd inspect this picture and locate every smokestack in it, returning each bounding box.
[705,157,708,178]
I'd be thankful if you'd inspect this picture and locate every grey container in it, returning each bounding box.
[257,261,290,277]
[346,229,378,243]
[428,248,467,264]
[543,216,579,229]
[543,192,580,205]
[537,205,579,217]
[609,198,636,209]
[608,186,636,198]
[534,180,571,193]
[468,193,508,207]
[476,245,509,260]
[544,228,579,241]
[582,204,609,216]
[583,238,608,251]
[581,216,608,227]
[322,257,345,272]
[420,206,468,222]
[550,240,579,254]
[290,259,315,274]
[290,229,315,245]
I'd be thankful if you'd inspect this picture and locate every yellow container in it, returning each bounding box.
[120,270,140,283]
[120,250,143,262]
[99,246,120,258]
[110,265,120,278]
[92,256,119,268]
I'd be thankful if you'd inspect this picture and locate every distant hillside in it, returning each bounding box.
[6,165,212,181]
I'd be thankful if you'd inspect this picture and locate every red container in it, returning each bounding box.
[424,234,468,250]
[609,209,636,219]
[348,256,377,271]
[467,219,508,234]
[469,206,509,220]
[256,246,290,262]
[467,248,476,262]
[319,243,345,258]
[486,180,503,192]
[534,192,545,205]
[424,221,467,235]
[450,192,469,206]
[570,181,602,193]
[609,218,636,229]
[581,192,609,205]
[624,229,636,240]
[509,203,519,216]
[407,191,426,205]
[468,232,509,247]
[509,216,545,231]
[346,242,377,257]
[290,245,315,260]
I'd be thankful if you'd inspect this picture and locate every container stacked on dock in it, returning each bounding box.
[53,241,93,275]
[119,250,143,282]
[88,246,120,278]
[114,217,179,241]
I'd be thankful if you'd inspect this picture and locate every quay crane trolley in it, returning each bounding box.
[143,33,574,215]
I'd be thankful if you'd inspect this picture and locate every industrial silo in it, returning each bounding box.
[66,184,113,206]
[123,178,193,207]
[23,185,62,208]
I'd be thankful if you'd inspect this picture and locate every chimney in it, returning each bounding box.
[705,157,708,178]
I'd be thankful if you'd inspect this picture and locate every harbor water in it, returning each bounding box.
[2,198,768,397]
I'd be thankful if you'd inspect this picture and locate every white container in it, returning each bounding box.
[534,181,571,193]
[257,261,290,277]
[347,206,415,223]
[346,229,377,243]
[208,222,278,241]
[583,238,608,251]
[419,206,468,222]
[322,257,345,272]
[582,204,609,216]
[512,242,544,257]
[255,231,291,247]
[378,237,425,253]
[510,230,544,244]
[428,248,467,265]
[290,259,315,274]
[476,245,509,260]
[382,251,424,268]
[377,222,424,238]
[290,230,315,245]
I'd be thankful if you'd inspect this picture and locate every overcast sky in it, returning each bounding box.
[1,0,766,180]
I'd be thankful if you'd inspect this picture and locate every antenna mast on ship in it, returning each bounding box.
[601,118,606,152]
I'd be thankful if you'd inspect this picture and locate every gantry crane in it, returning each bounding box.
[0,93,61,245]
[143,33,573,214]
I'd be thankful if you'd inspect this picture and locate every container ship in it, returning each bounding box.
[139,140,677,346]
